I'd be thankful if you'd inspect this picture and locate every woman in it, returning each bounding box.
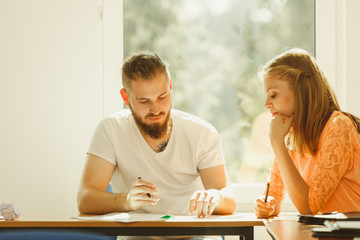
[255,48,360,217]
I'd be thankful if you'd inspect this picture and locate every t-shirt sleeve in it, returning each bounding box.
[308,115,355,214]
[197,128,225,170]
[87,119,116,165]
[267,158,285,204]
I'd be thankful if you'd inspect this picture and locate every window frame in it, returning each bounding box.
[106,0,358,212]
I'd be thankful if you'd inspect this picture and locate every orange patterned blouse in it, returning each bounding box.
[268,111,360,214]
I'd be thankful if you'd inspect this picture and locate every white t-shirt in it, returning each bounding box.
[88,109,225,214]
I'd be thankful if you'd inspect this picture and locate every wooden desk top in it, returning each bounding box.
[265,217,316,240]
[264,214,354,240]
[0,213,264,228]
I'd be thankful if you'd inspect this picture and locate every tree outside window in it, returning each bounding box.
[124,0,315,182]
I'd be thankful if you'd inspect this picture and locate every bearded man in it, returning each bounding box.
[77,53,235,230]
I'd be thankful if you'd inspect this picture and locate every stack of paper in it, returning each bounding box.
[299,212,360,225]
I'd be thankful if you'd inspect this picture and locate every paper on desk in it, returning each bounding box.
[73,212,169,223]
[325,220,360,230]
[0,202,20,220]
[166,213,259,222]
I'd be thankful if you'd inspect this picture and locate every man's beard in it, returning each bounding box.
[129,105,171,139]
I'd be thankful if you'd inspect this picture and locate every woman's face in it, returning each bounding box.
[263,77,295,118]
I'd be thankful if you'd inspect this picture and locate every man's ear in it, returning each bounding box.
[169,79,173,91]
[120,88,129,106]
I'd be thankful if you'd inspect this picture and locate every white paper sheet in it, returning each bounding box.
[73,212,171,223]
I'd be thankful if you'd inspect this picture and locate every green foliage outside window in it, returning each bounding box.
[124,0,314,182]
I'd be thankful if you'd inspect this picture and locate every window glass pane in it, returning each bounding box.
[124,0,315,182]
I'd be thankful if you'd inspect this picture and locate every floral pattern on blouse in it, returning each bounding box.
[267,111,360,214]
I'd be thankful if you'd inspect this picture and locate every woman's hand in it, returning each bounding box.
[269,114,294,143]
[255,196,277,218]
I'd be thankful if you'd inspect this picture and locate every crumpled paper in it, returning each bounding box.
[0,202,21,220]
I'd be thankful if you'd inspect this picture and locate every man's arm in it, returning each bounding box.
[189,165,236,217]
[77,153,159,214]
[77,154,130,214]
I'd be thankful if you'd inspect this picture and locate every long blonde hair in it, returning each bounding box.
[260,48,360,156]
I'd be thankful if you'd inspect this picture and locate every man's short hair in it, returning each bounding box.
[122,53,170,91]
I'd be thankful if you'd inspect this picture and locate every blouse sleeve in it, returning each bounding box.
[268,158,285,204]
[308,114,356,214]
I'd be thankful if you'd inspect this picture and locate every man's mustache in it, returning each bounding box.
[146,112,165,118]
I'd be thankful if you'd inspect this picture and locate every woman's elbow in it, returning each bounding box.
[297,205,313,215]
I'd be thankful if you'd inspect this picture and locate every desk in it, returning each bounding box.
[264,214,354,240]
[0,213,263,240]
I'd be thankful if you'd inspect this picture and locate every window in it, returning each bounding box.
[123,0,315,184]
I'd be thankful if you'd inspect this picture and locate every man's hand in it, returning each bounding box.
[188,189,221,218]
[127,178,159,211]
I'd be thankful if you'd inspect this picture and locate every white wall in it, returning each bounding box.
[316,0,360,117]
[0,0,123,215]
[342,0,360,116]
